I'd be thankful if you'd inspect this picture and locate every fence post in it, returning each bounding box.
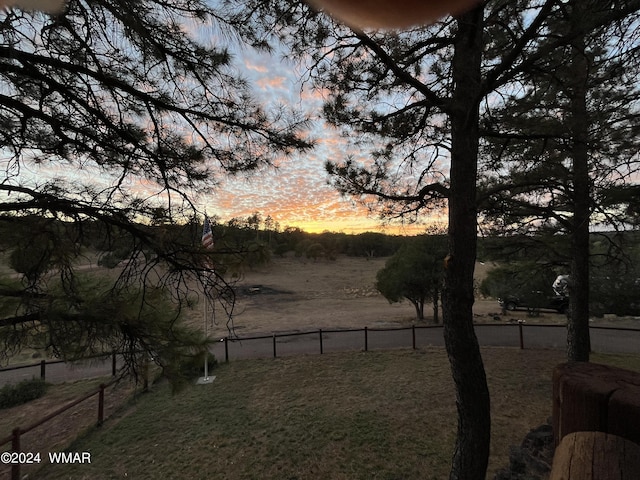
[40,360,46,380]
[111,351,117,376]
[319,329,323,354]
[412,325,416,350]
[224,337,229,363]
[364,327,368,352]
[97,384,105,427]
[272,334,277,358]
[518,321,524,349]
[11,427,20,480]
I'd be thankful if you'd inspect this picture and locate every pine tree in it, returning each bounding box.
[222,0,640,477]
[0,0,311,380]
[479,0,640,361]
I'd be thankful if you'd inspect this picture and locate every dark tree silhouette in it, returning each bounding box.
[222,0,640,477]
[0,0,311,382]
[479,0,640,361]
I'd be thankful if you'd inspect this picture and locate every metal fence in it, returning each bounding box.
[0,352,117,385]
[1,323,638,387]
[0,352,117,388]
[210,323,640,363]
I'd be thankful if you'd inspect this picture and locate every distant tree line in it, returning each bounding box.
[207,213,412,260]
[13,210,638,319]
[5,213,640,275]
[0,213,414,273]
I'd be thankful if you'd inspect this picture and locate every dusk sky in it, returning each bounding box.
[201,42,439,235]
[5,10,442,236]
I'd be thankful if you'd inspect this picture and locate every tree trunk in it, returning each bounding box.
[567,2,591,362]
[442,7,491,480]
[411,299,425,320]
[433,289,440,324]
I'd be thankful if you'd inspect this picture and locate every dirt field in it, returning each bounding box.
[202,255,570,339]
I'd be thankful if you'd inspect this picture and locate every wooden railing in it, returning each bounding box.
[0,351,118,383]
[0,380,115,480]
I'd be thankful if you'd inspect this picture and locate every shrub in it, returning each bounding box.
[0,378,48,409]
[178,353,217,379]
[97,247,131,268]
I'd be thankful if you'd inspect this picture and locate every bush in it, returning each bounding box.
[97,246,132,268]
[0,378,48,409]
[178,353,217,379]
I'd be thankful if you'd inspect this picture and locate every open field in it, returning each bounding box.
[198,254,640,340]
[198,255,576,339]
[4,253,639,368]
[4,253,637,349]
[37,348,640,480]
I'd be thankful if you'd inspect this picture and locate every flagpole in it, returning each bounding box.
[203,290,209,380]
[197,214,215,385]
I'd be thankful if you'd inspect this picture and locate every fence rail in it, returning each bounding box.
[2,323,639,384]
[0,352,118,387]
[0,379,115,480]
[211,322,640,363]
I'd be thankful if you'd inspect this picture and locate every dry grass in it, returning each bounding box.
[36,347,640,480]
[4,254,640,480]
[0,377,137,479]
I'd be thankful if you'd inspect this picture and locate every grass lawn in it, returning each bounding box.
[39,347,640,480]
[0,377,136,480]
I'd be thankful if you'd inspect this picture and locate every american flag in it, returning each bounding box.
[201,216,214,250]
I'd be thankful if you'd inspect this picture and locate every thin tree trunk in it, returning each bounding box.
[442,7,491,480]
[411,299,425,320]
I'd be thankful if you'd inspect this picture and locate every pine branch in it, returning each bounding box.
[354,31,450,114]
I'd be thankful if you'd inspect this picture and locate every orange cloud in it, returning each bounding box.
[244,60,268,73]
[256,76,287,90]
[202,145,442,236]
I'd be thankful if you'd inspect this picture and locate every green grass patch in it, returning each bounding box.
[0,378,47,409]
[40,348,640,480]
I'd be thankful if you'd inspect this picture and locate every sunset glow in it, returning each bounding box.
[1,16,446,238]
[196,46,446,235]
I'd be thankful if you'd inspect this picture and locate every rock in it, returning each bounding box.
[494,423,555,480]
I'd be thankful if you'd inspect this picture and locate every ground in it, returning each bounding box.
[0,378,136,479]
[223,254,640,336]
[198,254,578,339]
[2,254,639,479]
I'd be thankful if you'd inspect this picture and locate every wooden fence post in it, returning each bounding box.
[550,431,640,480]
[40,360,46,380]
[518,321,524,349]
[272,334,277,358]
[319,329,323,354]
[11,428,20,480]
[111,351,117,376]
[97,384,105,427]
[224,337,229,363]
[412,325,416,350]
[364,327,368,352]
